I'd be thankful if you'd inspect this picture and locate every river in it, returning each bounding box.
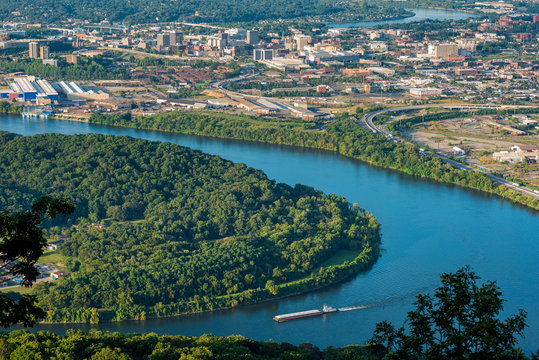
[328,7,476,28]
[1,115,538,351]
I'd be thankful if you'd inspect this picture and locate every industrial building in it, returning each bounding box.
[3,77,59,102]
[410,88,442,97]
[58,81,108,101]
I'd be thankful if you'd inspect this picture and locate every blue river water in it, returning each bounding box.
[1,115,538,351]
[329,7,476,28]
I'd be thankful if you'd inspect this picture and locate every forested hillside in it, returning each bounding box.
[0,132,380,322]
[0,0,409,24]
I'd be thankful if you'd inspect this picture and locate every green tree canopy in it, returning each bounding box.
[369,266,528,359]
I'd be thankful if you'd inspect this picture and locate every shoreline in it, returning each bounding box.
[36,246,379,325]
[328,6,476,28]
[84,116,539,211]
[6,113,537,211]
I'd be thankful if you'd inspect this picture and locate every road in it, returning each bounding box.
[359,104,539,200]
[208,67,306,114]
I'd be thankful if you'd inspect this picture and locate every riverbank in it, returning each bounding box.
[328,6,476,28]
[37,244,378,325]
[87,111,539,211]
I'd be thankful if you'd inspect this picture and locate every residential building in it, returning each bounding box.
[29,41,39,59]
[40,45,49,60]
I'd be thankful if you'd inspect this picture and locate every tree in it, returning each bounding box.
[0,196,75,327]
[369,266,528,359]
[90,347,132,360]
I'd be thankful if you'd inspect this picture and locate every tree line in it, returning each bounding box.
[88,111,539,210]
[0,57,128,81]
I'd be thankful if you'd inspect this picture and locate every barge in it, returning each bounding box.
[273,305,338,322]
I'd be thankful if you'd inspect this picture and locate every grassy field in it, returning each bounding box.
[278,249,361,288]
[0,284,34,295]
[37,251,66,265]
[318,249,360,268]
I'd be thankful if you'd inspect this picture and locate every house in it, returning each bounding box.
[50,271,68,280]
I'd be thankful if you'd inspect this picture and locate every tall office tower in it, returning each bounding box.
[29,42,39,59]
[295,36,310,51]
[246,30,259,45]
[253,48,273,60]
[218,31,229,47]
[157,33,170,47]
[40,46,50,60]
[169,31,183,45]
[169,31,177,45]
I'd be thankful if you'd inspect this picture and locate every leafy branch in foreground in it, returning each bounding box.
[368,266,528,359]
[0,196,75,327]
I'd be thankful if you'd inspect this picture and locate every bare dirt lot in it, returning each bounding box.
[402,116,539,186]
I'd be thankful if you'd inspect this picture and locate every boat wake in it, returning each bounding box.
[338,304,370,312]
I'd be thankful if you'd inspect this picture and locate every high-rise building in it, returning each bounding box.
[295,36,310,51]
[434,43,458,58]
[218,31,229,47]
[157,33,170,48]
[40,46,49,60]
[246,30,259,45]
[29,42,39,59]
[169,31,183,45]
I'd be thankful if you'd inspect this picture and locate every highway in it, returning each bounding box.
[208,67,307,115]
[359,104,539,200]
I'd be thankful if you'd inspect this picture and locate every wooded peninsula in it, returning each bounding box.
[0,132,380,323]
